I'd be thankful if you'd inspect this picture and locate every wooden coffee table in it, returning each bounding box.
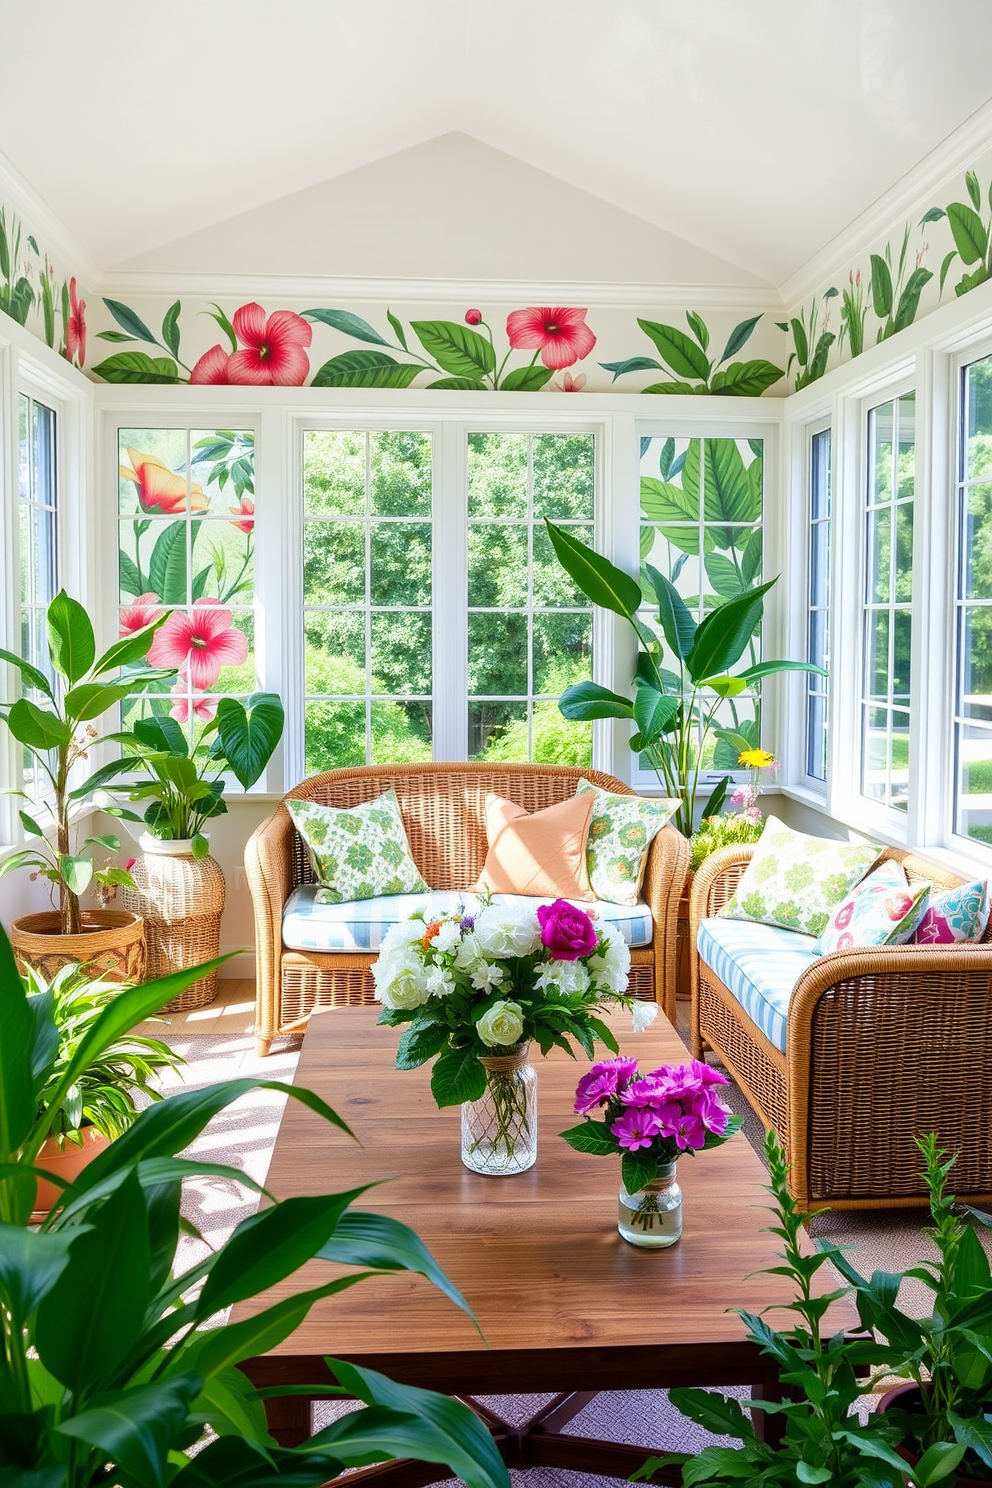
[237,1006,841,1483]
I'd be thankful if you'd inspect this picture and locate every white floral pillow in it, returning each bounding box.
[287,789,428,904]
[718,816,880,939]
[576,780,680,907]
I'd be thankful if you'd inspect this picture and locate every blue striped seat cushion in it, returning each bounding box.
[283,888,653,953]
[696,917,821,1054]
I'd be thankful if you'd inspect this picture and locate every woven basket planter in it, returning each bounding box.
[122,838,226,1012]
[11,909,145,983]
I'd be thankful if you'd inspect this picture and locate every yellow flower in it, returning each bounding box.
[738,748,776,770]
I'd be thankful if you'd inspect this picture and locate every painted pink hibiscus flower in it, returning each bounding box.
[227,303,312,386]
[229,495,254,533]
[148,598,248,690]
[505,307,596,369]
[189,344,233,384]
[170,682,218,725]
[553,371,586,392]
[64,277,86,367]
[119,593,161,637]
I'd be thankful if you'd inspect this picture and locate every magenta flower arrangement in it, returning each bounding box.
[560,1057,743,1194]
[372,895,642,1110]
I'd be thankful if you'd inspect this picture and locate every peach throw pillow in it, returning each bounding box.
[475,792,595,901]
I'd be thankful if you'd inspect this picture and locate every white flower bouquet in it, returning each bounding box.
[372,895,651,1108]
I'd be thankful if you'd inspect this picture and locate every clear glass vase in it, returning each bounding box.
[618,1162,682,1247]
[461,1043,537,1176]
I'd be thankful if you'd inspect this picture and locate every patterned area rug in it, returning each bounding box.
[149,988,989,1482]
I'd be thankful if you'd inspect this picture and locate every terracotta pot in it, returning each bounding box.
[879,1381,992,1486]
[31,1126,111,1218]
[10,909,145,984]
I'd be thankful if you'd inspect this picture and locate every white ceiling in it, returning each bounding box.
[2,0,992,289]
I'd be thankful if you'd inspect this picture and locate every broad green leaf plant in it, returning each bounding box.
[545,522,824,838]
[0,592,177,934]
[0,924,510,1488]
[100,694,285,858]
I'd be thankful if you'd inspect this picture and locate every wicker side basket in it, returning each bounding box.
[10,910,146,983]
[123,847,226,1012]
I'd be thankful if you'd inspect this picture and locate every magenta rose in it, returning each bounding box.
[537,899,598,960]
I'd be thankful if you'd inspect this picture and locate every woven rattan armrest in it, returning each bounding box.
[245,804,295,1053]
[688,844,757,1055]
[639,823,690,1024]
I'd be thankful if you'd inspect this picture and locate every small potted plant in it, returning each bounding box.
[105,693,285,1010]
[26,959,182,1214]
[0,591,175,979]
[559,1056,743,1246]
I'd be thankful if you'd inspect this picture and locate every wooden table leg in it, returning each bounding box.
[263,1391,312,1447]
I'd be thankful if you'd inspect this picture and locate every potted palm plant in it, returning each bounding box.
[104,693,285,1009]
[0,590,176,979]
[25,959,182,1214]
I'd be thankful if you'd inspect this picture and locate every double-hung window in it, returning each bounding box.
[861,392,915,813]
[953,354,992,846]
[805,427,831,784]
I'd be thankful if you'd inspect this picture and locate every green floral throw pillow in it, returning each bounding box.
[287,789,428,904]
[576,780,681,907]
[718,816,880,938]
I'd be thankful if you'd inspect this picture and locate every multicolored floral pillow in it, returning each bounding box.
[575,780,680,907]
[913,880,989,944]
[717,816,880,938]
[287,789,427,904]
[816,860,930,954]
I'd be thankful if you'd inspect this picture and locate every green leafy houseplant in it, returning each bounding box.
[0,591,176,933]
[100,694,285,858]
[26,960,183,1147]
[0,923,509,1488]
[544,521,824,838]
[636,1131,914,1488]
[832,1134,992,1484]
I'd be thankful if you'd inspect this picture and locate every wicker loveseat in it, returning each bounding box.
[690,842,992,1211]
[247,762,689,1056]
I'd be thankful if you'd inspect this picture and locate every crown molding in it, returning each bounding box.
[780,97,992,309]
[0,149,103,288]
[95,267,785,312]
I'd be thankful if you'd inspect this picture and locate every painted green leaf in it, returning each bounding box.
[637,319,710,381]
[642,380,702,395]
[718,314,761,365]
[544,520,641,618]
[314,349,398,373]
[118,551,142,598]
[161,300,181,359]
[702,439,754,524]
[708,360,784,396]
[940,248,958,296]
[96,330,133,343]
[103,298,157,344]
[311,360,421,388]
[741,528,762,586]
[600,356,662,382]
[947,202,988,265]
[893,266,932,332]
[92,352,181,384]
[386,308,408,350]
[425,376,486,389]
[500,364,554,392]
[967,169,982,211]
[301,308,389,345]
[411,320,495,378]
[208,301,238,353]
[704,551,745,598]
[640,476,698,524]
[148,521,189,604]
[790,316,809,366]
[686,310,710,350]
[870,254,894,317]
[921,206,946,225]
[806,331,835,383]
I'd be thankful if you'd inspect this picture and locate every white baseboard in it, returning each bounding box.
[218,947,256,979]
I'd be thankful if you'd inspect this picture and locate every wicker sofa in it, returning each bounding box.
[690,842,992,1211]
[246,762,689,1056]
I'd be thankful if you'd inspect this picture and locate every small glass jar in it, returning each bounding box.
[618,1162,682,1247]
[461,1043,537,1177]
